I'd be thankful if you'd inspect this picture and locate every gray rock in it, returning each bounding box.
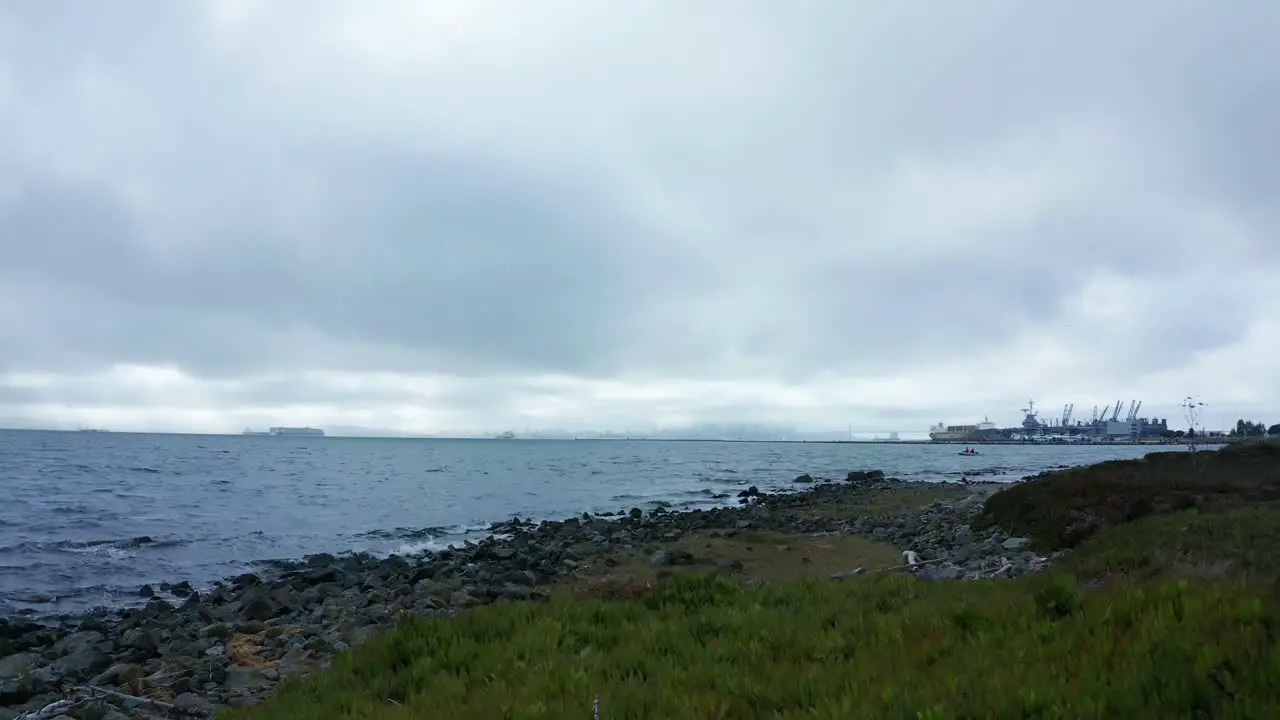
[50,630,103,656]
[0,652,43,706]
[920,564,965,581]
[173,691,216,713]
[0,653,38,681]
[346,625,381,646]
[1001,537,1032,551]
[118,627,159,653]
[49,646,110,677]
[89,662,145,687]
[238,595,284,622]
[498,583,534,601]
[225,665,273,691]
[448,590,480,608]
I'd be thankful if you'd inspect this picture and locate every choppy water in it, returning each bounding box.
[0,430,1176,617]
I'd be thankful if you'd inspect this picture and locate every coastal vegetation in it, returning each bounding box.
[1223,418,1278,438]
[224,443,1280,719]
[976,441,1280,549]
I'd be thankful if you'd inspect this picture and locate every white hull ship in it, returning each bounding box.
[929,417,996,441]
[243,427,325,437]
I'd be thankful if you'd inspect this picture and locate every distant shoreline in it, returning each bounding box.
[563,437,1215,446]
[0,427,1218,446]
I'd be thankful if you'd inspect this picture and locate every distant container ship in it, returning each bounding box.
[243,427,325,437]
[929,418,996,441]
[270,427,325,437]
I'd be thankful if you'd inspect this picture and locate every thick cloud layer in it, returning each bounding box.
[2,1,1278,434]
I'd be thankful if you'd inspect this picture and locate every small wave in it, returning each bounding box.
[355,526,452,541]
[354,522,492,542]
[65,544,137,561]
[690,472,746,485]
[700,475,750,485]
[678,488,732,499]
[377,538,454,558]
[674,497,723,509]
[0,535,187,557]
[604,488,737,512]
[84,535,184,550]
[0,579,200,622]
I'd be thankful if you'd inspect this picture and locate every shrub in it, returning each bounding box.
[974,445,1280,549]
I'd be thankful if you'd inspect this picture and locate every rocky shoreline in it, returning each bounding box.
[1,471,1043,719]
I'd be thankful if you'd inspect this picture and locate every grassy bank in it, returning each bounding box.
[226,572,1280,719]
[1061,505,1280,585]
[975,441,1280,549]
[226,447,1280,719]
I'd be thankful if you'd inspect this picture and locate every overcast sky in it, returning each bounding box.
[1,1,1278,435]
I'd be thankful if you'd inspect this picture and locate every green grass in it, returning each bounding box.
[225,568,1280,719]
[1062,506,1280,585]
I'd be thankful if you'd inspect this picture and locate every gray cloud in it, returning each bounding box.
[1,1,1278,431]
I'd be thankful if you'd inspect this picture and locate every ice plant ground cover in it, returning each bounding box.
[225,444,1280,719]
[976,440,1280,549]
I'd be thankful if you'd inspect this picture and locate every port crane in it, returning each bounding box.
[1125,400,1142,422]
[1060,404,1073,428]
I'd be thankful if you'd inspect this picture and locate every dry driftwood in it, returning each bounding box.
[14,698,76,720]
